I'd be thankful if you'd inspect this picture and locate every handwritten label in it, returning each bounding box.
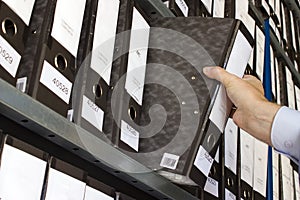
[51,0,86,56]
[204,177,219,197]
[81,95,104,132]
[0,35,21,77]
[194,146,214,177]
[40,61,72,103]
[120,120,139,152]
[175,0,189,17]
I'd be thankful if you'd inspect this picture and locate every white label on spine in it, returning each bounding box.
[125,8,150,105]
[0,35,21,77]
[0,144,46,200]
[40,61,72,104]
[201,0,212,14]
[81,95,104,132]
[3,0,35,25]
[204,177,219,197]
[213,0,225,17]
[16,77,27,92]
[225,188,236,200]
[160,153,180,170]
[256,25,265,81]
[296,86,300,111]
[90,0,120,85]
[194,146,214,177]
[45,168,86,200]
[240,130,254,186]
[275,58,281,105]
[272,150,279,200]
[120,120,139,152]
[286,68,296,109]
[224,119,238,173]
[209,31,252,132]
[281,3,287,40]
[281,155,292,200]
[294,171,300,200]
[253,139,268,197]
[175,0,189,17]
[84,186,114,200]
[290,11,297,50]
[261,0,270,15]
[51,0,86,56]
[270,47,276,96]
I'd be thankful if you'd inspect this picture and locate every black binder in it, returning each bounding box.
[239,129,255,200]
[72,0,126,142]
[19,0,92,117]
[0,0,51,89]
[114,16,253,186]
[222,119,239,200]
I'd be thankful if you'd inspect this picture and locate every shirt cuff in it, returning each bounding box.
[271,106,300,162]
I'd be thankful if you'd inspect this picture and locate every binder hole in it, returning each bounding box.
[2,18,17,36]
[209,166,216,176]
[21,119,29,123]
[227,177,234,187]
[128,106,137,121]
[72,147,79,151]
[132,180,138,183]
[243,190,250,199]
[55,54,68,71]
[48,134,55,138]
[148,189,154,192]
[94,160,100,163]
[93,84,103,98]
[151,11,156,15]
[114,171,120,174]
[207,134,215,147]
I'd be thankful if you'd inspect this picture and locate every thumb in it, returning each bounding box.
[203,66,239,88]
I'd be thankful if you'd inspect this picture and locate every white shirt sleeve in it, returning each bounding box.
[271,106,300,162]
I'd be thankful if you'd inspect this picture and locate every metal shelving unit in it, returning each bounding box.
[0,78,198,200]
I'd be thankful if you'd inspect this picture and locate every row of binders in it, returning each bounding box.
[0,0,299,199]
[0,133,135,200]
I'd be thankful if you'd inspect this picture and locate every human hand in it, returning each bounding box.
[203,66,281,146]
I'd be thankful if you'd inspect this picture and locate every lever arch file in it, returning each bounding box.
[114,16,253,186]
[72,0,122,141]
[0,0,50,89]
[0,136,47,200]
[162,0,189,17]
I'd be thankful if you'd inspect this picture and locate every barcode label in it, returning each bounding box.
[16,77,27,92]
[67,109,74,121]
[160,153,179,170]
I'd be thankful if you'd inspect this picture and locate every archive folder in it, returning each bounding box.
[0,136,48,200]
[0,0,49,88]
[114,16,253,186]
[72,0,122,140]
[223,119,239,200]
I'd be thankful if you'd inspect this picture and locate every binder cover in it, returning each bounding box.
[114,16,253,186]
[223,119,239,199]
[240,130,255,200]
[72,0,123,141]
[22,0,91,117]
[0,136,47,200]
[0,0,50,89]
[44,158,86,200]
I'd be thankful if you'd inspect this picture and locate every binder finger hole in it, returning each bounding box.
[243,190,250,199]
[207,134,216,148]
[93,84,103,98]
[227,177,234,187]
[128,106,137,121]
[55,54,68,71]
[2,18,17,36]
